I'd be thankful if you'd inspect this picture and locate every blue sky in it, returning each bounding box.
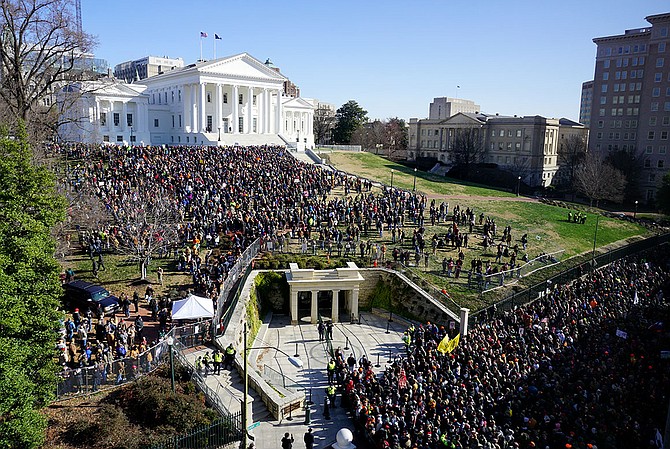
[84,0,668,122]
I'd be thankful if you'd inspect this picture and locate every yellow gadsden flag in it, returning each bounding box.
[437,333,460,354]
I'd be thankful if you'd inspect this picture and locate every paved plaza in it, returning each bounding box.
[184,311,409,449]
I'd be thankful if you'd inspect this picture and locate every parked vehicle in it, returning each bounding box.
[62,280,120,315]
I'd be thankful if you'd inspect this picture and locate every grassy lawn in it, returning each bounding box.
[323,151,652,312]
[326,151,516,197]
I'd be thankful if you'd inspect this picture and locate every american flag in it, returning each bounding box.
[398,368,407,389]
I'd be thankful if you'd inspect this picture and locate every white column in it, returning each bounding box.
[351,287,359,322]
[246,86,253,134]
[182,85,189,132]
[290,290,299,325]
[264,89,271,134]
[310,290,318,324]
[200,83,207,132]
[122,102,127,132]
[459,307,470,337]
[216,83,222,138]
[191,84,197,133]
[275,89,282,134]
[232,85,239,134]
[331,290,340,323]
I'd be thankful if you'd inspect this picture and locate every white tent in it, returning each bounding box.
[171,294,214,320]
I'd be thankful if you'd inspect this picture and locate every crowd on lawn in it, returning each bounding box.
[54,143,535,292]
[323,251,670,449]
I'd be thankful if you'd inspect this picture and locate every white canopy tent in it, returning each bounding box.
[171,294,214,320]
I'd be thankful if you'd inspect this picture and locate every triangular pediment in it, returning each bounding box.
[282,96,313,110]
[439,112,485,126]
[198,53,288,81]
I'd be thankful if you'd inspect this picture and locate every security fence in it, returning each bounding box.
[54,320,210,401]
[469,233,670,325]
[148,413,242,449]
[214,238,261,336]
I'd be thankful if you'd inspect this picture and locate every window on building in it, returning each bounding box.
[238,94,243,105]
[662,131,668,140]
[598,120,604,128]
[657,58,665,68]
[164,92,167,103]
[599,109,606,117]
[604,59,610,68]
[515,142,521,151]
[664,116,670,125]
[659,160,665,168]
[651,117,658,126]
[103,135,109,142]
[130,135,136,143]
[206,116,212,132]
[239,117,243,132]
[434,129,439,136]
[499,130,504,137]
[507,142,512,150]
[100,112,106,126]
[649,131,655,140]
[601,84,608,93]
[127,113,133,127]
[171,91,174,102]
[660,42,667,53]
[603,72,609,80]
[516,129,522,137]
[253,95,257,106]
[655,73,663,82]
[116,135,123,142]
[645,158,651,167]
[179,115,182,127]
[207,92,211,103]
[660,146,667,154]
[223,93,228,104]
[652,103,659,112]
[665,102,670,112]
[597,132,603,139]
[601,96,607,105]
[178,90,181,102]
[154,118,159,127]
[653,87,661,97]
[113,113,120,126]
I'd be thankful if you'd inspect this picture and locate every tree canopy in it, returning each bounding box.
[332,100,368,144]
[0,124,66,448]
[656,170,670,215]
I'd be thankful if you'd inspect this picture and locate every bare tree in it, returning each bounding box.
[352,120,385,151]
[575,151,626,206]
[0,0,96,132]
[313,105,335,145]
[111,195,179,279]
[384,117,408,161]
[450,127,484,177]
[557,134,586,191]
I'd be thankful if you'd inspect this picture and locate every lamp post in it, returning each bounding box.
[242,323,304,448]
[390,169,394,190]
[166,336,175,394]
[634,200,638,219]
[129,126,133,147]
[413,167,418,191]
[218,126,221,142]
[516,176,521,197]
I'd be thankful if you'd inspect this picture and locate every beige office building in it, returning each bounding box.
[587,12,670,203]
[408,113,587,188]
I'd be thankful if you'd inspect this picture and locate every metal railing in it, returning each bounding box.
[148,412,242,449]
[54,321,210,401]
[214,238,261,336]
[468,249,566,292]
[469,233,670,325]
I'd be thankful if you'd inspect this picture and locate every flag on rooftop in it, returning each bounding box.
[200,31,208,38]
[215,33,222,40]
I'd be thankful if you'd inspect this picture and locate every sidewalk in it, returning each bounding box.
[181,312,408,449]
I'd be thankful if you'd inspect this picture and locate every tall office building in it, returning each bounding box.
[579,80,593,128]
[429,97,481,120]
[114,56,184,83]
[588,12,670,203]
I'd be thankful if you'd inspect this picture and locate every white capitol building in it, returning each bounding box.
[59,53,315,149]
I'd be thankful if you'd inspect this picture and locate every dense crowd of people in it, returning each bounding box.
[325,252,670,449]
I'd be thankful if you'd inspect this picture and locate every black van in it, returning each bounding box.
[62,280,120,315]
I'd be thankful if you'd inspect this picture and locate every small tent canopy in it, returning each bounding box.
[171,294,214,320]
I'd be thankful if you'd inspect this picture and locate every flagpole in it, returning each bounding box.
[200,37,203,62]
[214,38,216,59]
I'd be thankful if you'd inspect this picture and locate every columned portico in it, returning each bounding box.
[286,262,364,325]
[232,85,239,134]
[275,90,282,134]
[200,83,207,132]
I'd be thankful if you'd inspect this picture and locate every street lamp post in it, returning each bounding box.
[390,169,394,190]
[166,336,175,394]
[634,200,638,219]
[516,176,521,197]
[413,167,418,191]
[242,322,303,449]
[218,126,221,142]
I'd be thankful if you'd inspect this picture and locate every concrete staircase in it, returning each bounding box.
[200,133,286,146]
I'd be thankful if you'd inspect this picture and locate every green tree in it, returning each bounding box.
[0,124,66,448]
[657,170,670,215]
[332,100,367,144]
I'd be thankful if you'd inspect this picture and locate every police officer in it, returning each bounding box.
[326,358,336,384]
[202,352,212,376]
[326,384,337,409]
[213,349,223,375]
[224,343,236,370]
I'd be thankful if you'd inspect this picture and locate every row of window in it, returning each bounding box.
[100,112,132,128]
[601,82,644,93]
[599,107,639,117]
[599,95,641,105]
[649,116,670,126]
[654,72,670,82]
[644,159,665,168]
[595,132,637,140]
[102,135,137,143]
[149,89,258,106]
[645,145,668,154]
[602,44,648,57]
[647,131,670,140]
[602,69,644,80]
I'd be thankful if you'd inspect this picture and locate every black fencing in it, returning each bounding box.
[469,233,670,326]
[148,412,242,449]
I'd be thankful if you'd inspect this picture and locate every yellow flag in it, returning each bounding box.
[445,334,460,353]
[437,333,451,354]
[437,334,460,354]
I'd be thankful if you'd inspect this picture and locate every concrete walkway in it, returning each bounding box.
[181,312,408,449]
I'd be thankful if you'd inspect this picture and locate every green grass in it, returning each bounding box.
[323,151,652,313]
[328,151,515,197]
